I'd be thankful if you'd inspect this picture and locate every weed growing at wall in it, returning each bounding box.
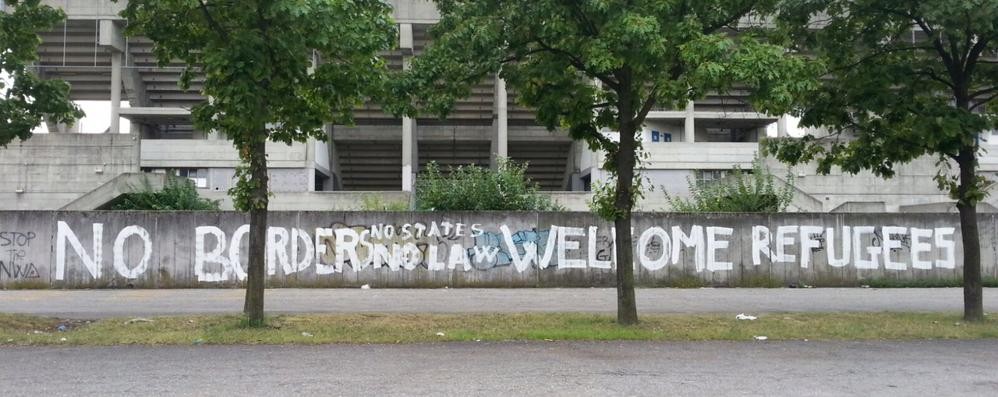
[110,177,220,211]
[666,157,795,213]
[415,159,561,211]
[360,194,410,211]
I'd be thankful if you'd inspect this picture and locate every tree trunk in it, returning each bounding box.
[956,146,983,322]
[613,89,639,326]
[244,139,269,326]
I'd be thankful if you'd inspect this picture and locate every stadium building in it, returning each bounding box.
[3,0,996,213]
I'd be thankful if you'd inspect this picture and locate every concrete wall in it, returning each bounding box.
[139,140,308,169]
[0,211,990,289]
[0,134,139,210]
[764,157,995,213]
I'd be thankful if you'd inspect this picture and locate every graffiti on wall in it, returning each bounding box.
[51,221,959,282]
[0,231,41,280]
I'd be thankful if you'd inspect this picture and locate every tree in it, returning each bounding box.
[120,0,396,326]
[1,0,82,146]
[767,0,998,321]
[666,156,796,213]
[394,0,812,324]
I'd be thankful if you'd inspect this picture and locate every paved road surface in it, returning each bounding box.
[0,288,994,318]
[2,340,996,396]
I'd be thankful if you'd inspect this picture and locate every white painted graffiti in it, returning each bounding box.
[51,221,960,282]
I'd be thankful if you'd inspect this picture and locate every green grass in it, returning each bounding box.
[1,312,996,346]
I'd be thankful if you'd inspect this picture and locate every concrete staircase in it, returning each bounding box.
[337,141,404,191]
[510,141,572,191]
[61,172,181,210]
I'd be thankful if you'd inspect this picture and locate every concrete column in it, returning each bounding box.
[110,51,122,134]
[402,117,416,191]
[491,76,509,169]
[205,96,222,140]
[99,20,126,134]
[400,23,417,192]
[777,115,790,137]
[399,23,414,53]
[683,100,695,143]
[326,124,341,190]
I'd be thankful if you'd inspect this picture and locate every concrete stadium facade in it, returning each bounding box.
[3,0,998,213]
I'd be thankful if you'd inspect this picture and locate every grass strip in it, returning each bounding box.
[1,312,995,346]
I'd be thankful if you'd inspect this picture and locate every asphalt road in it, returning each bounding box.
[0,288,994,318]
[2,340,996,396]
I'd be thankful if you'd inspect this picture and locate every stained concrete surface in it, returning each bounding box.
[0,288,994,318]
[2,340,996,396]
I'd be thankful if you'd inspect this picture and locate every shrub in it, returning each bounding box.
[415,159,561,211]
[666,156,795,213]
[111,177,221,211]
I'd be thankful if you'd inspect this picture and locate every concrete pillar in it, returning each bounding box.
[99,20,126,134]
[110,51,122,134]
[777,115,790,137]
[400,23,417,191]
[205,96,222,140]
[683,100,695,143]
[402,117,416,191]
[399,23,414,54]
[326,124,342,190]
[491,76,509,169]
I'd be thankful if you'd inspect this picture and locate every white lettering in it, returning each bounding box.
[56,221,103,280]
[267,227,290,276]
[638,227,670,271]
[935,227,956,269]
[826,226,851,268]
[910,228,933,270]
[751,226,771,266]
[557,227,586,268]
[799,226,824,268]
[774,226,798,263]
[671,226,705,271]
[112,225,152,279]
[195,226,229,282]
[882,226,908,270]
[588,226,612,269]
[314,228,336,274]
[853,226,880,269]
[705,227,733,272]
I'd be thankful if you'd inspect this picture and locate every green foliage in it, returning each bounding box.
[119,0,396,211]
[415,159,561,211]
[360,194,410,211]
[590,149,650,220]
[589,174,647,220]
[666,157,795,213]
[396,0,816,324]
[766,0,998,205]
[763,1,998,320]
[392,0,816,219]
[0,0,83,146]
[110,177,220,211]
